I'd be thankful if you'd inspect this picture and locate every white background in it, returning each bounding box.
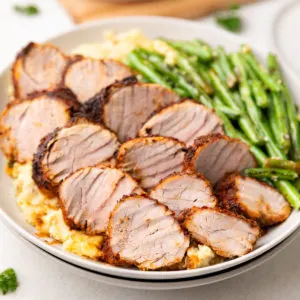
[1,0,300,299]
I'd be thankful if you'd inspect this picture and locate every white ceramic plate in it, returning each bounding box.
[0,16,300,282]
[4,216,300,290]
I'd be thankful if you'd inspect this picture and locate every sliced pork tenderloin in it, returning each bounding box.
[12,43,69,99]
[59,166,143,234]
[139,100,223,146]
[217,173,291,226]
[117,136,186,190]
[185,133,257,186]
[33,119,119,194]
[84,78,181,142]
[150,173,217,217]
[106,195,190,270]
[64,57,133,103]
[183,207,260,258]
[0,90,78,163]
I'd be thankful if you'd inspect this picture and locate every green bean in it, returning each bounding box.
[275,180,300,209]
[283,84,300,161]
[216,46,237,88]
[127,51,171,88]
[209,70,241,114]
[242,46,281,92]
[267,53,281,84]
[264,158,300,173]
[214,96,239,119]
[163,39,213,61]
[251,79,269,108]
[244,168,298,181]
[270,92,290,153]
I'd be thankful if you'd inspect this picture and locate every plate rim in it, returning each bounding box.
[1,15,300,281]
[4,214,300,290]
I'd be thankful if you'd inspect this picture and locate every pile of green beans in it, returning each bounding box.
[125,39,300,209]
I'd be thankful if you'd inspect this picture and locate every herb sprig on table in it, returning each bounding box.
[0,268,18,295]
[215,4,243,33]
[13,4,40,16]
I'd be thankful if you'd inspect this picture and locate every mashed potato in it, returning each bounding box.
[71,29,177,64]
[11,163,103,259]
[185,245,222,269]
[8,30,218,268]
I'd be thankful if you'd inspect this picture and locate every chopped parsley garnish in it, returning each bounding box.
[0,268,18,295]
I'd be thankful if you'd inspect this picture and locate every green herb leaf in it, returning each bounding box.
[0,268,18,295]
[230,3,241,10]
[14,4,40,16]
[216,16,242,33]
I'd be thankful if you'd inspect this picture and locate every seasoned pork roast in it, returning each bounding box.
[0,90,77,163]
[33,119,119,193]
[12,43,68,99]
[59,166,143,234]
[139,100,223,146]
[64,58,133,103]
[117,136,186,189]
[84,78,181,142]
[183,207,260,258]
[185,134,257,186]
[217,173,291,226]
[150,173,217,217]
[106,195,190,270]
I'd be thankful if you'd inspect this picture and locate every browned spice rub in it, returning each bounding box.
[105,194,190,270]
[183,206,261,258]
[32,119,120,194]
[184,133,257,186]
[83,78,181,142]
[117,136,186,190]
[217,173,291,226]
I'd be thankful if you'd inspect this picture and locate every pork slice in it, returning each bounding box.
[59,166,143,234]
[139,100,223,146]
[217,173,291,226]
[64,58,133,103]
[106,195,190,270]
[84,78,181,142]
[12,43,68,99]
[0,90,77,163]
[185,133,257,186]
[33,120,120,193]
[117,136,186,189]
[150,173,217,217]
[183,207,260,258]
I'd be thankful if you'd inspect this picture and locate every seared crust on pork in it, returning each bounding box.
[82,76,137,123]
[117,136,186,189]
[150,172,217,217]
[12,42,69,99]
[183,207,261,258]
[105,194,190,270]
[184,133,257,186]
[0,90,78,163]
[217,173,291,226]
[83,79,181,142]
[58,166,143,234]
[63,57,133,104]
[139,100,223,146]
[32,120,120,194]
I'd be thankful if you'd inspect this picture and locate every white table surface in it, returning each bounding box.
[1,0,300,299]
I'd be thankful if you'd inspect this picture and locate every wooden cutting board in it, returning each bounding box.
[59,0,256,24]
